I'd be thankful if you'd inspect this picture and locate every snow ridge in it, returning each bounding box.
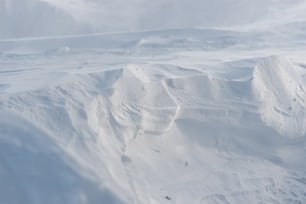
[1,57,306,203]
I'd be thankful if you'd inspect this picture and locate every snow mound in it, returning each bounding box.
[253,56,306,137]
[1,59,306,203]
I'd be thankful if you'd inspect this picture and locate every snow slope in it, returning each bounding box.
[253,57,306,137]
[1,33,306,203]
[1,1,306,204]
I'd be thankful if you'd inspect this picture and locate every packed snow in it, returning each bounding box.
[1,0,306,204]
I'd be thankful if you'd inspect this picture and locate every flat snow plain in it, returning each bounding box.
[1,1,306,204]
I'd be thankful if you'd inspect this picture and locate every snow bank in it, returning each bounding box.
[253,56,306,137]
[0,112,123,204]
[1,57,306,203]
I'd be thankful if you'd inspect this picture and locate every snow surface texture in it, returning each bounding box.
[1,1,306,204]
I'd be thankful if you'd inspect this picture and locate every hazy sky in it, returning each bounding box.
[42,0,304,30]
[1,0,306,38]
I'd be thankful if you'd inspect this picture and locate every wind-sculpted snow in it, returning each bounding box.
[1,1,306,201]
[0,112,123,204]
[0,49,306,203]
[253,56,306,137]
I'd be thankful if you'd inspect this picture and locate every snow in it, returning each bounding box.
[253,56,306,138]
[1,1,306,204]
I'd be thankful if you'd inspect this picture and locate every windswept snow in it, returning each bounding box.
[253,56,306,137]
[1,0,306,204]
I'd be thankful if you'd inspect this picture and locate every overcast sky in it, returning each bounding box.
[1,0,306,38]
[43,0,304,29]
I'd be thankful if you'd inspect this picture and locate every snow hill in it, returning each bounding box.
[1,1,306,204]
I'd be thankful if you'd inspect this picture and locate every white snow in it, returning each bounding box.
[1,1,306,204]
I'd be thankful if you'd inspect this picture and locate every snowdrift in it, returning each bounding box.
[0,113,122,204]
[1,0,306,202]
[1,55,305,203]
[253,56,306,137]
